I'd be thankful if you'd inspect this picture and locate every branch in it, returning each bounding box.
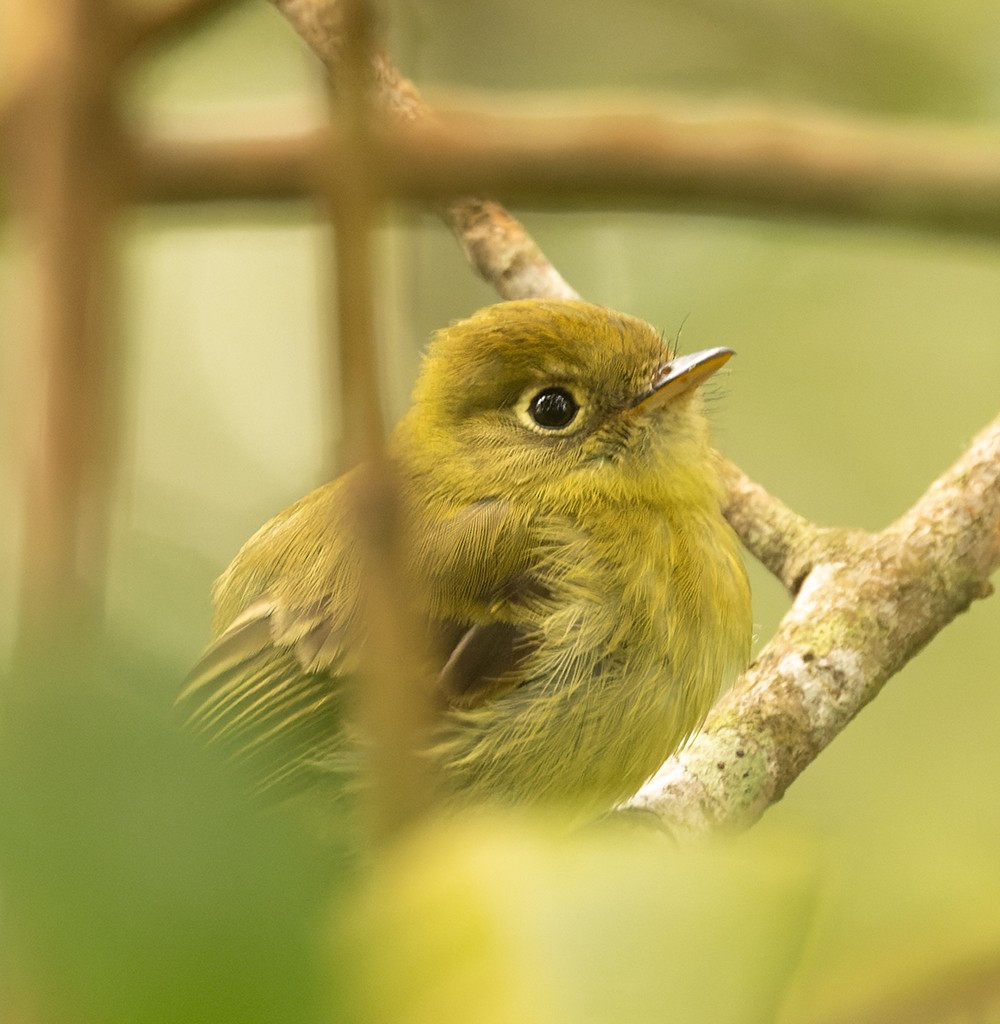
[323,0,439,841]
[9,0,127,632]
[624,414,1000,834]
[129,128,319,203]
[386,103,1000,241]
[131,104,1000,244]
[130,118,582,306]
[267,0,578,300]
[716,457,831,593]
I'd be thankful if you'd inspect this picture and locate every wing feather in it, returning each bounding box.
[180,490,550,794]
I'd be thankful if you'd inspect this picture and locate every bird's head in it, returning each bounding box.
[394,299,733,507]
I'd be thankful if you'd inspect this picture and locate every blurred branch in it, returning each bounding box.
[324,0,381,466]
[131,127,319,201]
[10,0,127,633]
[625,413,1000,833]
[133,104,1000,242]
[392,104,1000,240]
[268,0,578,300]
[323,0,439,842]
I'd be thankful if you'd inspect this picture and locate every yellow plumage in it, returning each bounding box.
[180,299,751,816]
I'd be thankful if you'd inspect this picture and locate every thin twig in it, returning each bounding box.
[268,0,578,299]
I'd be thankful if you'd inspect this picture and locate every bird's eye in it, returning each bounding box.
[528,387,579,429]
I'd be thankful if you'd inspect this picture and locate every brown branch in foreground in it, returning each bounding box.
[10,0,127,632]
[324,0,439,842]
[624,414,1000,834]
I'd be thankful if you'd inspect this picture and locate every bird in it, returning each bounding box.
[179,299,751,818]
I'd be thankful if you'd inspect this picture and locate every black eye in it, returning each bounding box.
[528,387,579,429]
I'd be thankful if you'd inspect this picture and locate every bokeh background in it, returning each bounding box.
[2,1,1000,1021]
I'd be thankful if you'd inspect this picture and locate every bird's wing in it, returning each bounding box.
[414,497,548,709]
[178,594,358,794]
[179,494,546,792]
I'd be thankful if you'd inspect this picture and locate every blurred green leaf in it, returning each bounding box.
[0,631,345,1024]
[338,812,818,1024]
[778,828,1000,1023]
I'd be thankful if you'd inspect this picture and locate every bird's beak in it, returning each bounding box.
[633,346,734,412]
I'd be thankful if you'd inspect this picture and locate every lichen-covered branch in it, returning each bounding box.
[625,414,1000,834]
[442,196,579,300]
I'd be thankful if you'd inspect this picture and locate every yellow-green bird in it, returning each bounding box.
[180,299,751,817]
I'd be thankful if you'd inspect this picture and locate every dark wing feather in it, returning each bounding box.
[437,619,532,708]
[416,500,550,709]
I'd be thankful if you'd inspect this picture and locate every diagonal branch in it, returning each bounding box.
[717,457,834,594]
[625,414,1000,833]
[268,0,578,300]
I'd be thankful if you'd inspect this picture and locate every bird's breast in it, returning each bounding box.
[433,494,751,812]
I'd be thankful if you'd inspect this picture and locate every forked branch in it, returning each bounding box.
[628,416,1000,832]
